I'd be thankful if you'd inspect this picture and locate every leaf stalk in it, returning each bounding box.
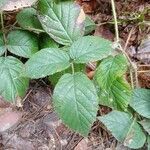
[71,62,75,74]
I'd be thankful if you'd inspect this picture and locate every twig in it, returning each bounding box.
[138,64,150,67]
[110,0,119,42]
[110,0,139,88]
[137,70,150,73]
[87,62,96,70]
[118,40,139,88]
[96,21,121,26]
[124,27,135,51]
[135,69,139,87]
[22,89,33,102]
[124,27,136,88]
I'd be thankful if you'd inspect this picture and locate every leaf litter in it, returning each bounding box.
[1,0,38,11]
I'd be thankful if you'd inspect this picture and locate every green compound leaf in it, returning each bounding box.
[38,0,84,45]
[130,88,150,119]
[49,64,85,86]
[16,8,43,31]
[25,48,70,79]
[0,56,29,102]
[53,72,98,136]
[69,36,113,63]
[99,77,131,111]
[0,32,6,56]
[7,30,39,58]
[99,111,146,149]
[95,54,128,89]
[39,33,59,49]
[95,55,131,110]
[84,16,96,35]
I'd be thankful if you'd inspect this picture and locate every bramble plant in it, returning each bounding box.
[0,0,150,149]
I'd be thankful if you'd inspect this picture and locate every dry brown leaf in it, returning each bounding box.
[74,138,88,150]
[135,35,150,64]
[1,0,38,11]
[94,26,114,41]
[87,71,95,79]
[76,0,97,13]
[77,8,86,25]
[0,108,22,132]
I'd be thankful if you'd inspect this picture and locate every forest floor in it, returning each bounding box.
[0,0,150,150]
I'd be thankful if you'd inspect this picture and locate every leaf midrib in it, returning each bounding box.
[44,0,73,43]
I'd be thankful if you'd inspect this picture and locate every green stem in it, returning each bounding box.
[110,0,119,42]
[130,69,134,89]
[12,26,45,33]
[0,12,4,31]
[1,12,7,57]
[110,0,138,88]
[71,63,75,74]
[135,70,139,87]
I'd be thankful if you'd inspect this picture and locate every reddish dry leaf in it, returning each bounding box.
[0,108,22,132]
[87,71,95,79]
[77,8,86,25]
[76,0,97,13]
[74,138,88,150]
[138,72,150,88]
[0,96,11,109]
[94,26,114,41]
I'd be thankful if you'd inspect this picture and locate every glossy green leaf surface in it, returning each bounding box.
[0,56,29,101]
[69,36,112,63]
[99,111,146,149]
[25,48,70,79]
[130,88,150,118]
[38,0,84,45]
[7,30,39,58]
[53,72,98,136]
